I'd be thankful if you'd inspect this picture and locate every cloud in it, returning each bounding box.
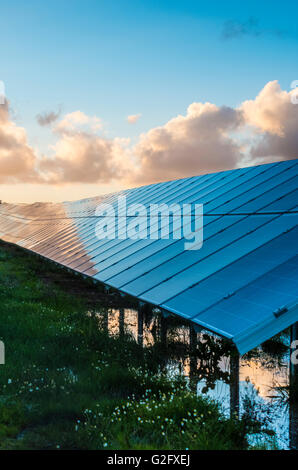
[0,101,41,183]
[131,81,298,182]
[127,113,142,124]
[0,81,297,188]
[241,80,298,162]
[0,105,129,185]
[36,109,61,126]
[221,17,284,40]
[38,111,130,184]
[55,111,102,134]
[132,102,244,183]
[39,133,129,184]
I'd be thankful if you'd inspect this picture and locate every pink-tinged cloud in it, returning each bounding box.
[55,111,103,134]
[132,102,244,183]
[39,111,131,184]
[0,81,297,187]
[241,80,298,163]
[127,113,142,124]
[39,133,130,184]
[0,101,41,183]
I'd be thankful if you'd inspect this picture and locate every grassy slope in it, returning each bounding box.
[0,241,257,450]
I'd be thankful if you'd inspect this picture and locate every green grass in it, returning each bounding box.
[0,241,265,450]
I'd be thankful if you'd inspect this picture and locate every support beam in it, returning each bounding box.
[189,325,197,373]
[230,348,240,419]
[289,322,298,450]
[189,325,198,392]
[119,308,125,336]
[102,308,109,333]
[137,308,144,347]
[160,315,168,346]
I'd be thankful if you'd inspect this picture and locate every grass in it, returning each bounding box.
[0,241,268,450]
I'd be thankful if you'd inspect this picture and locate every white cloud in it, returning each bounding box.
[241,80,298,162]
[132,102,244,183]
[55,111,103,134]
[39,132,130,184]
[0,81,297,187]
[0,101,41,183]
[127,113,142,124]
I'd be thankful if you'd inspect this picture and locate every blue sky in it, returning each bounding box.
[0,0,297,202]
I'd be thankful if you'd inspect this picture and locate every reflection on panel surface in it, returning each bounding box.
[0,159,297,353]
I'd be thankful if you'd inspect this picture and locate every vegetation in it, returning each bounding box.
[0,241,273,449]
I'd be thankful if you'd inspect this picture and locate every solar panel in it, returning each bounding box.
[0,159,297,354]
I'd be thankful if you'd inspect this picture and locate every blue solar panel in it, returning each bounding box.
[0,159,297,353]
[192,255,298,353]
[163,226,298,334]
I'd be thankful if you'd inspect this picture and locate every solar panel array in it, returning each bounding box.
[0,159,297,353]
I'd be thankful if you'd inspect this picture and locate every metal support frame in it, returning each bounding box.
[119,308,125,336]
[290,322,298,450]
[189,325,197,375]
[189,325,198,392]
[160,315,168,346]
[103,308,109,333]
[230,348,240,419]
[137,307,144,347]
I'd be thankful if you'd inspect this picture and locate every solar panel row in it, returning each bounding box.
[0,159,297,353]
